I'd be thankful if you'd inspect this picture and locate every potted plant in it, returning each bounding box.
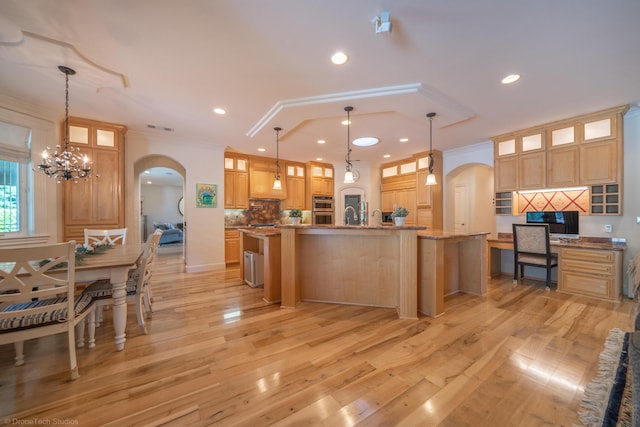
[289,209,303,225]
[391,206,409,226]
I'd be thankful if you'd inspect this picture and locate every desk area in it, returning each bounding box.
[488,233,626,301]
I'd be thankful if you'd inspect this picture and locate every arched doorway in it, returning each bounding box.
[134,156,186,258]
[444,163,495,236]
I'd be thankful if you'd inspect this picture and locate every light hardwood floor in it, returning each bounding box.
[0,252,635,426]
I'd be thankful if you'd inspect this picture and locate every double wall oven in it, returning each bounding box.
[312,195,334,225]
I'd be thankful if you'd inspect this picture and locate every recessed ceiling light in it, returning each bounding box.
[331,51,348,65]
[353,137,379,147]
[501,74,521,84]
[341,120,351,126]
[316,157,323,161]
[213,108,226,115]
[257,148,266,152]
[317,140,326,144]
[400,138,409,142]
[383,154,391,158]
[146,181,152,184]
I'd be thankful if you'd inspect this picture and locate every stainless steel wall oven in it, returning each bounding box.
[312,195,334,225]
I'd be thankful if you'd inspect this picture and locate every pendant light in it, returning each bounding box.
[344,106,355,184]
[426,112,437,186]
[37,65,92,182]
[272,126,282,190]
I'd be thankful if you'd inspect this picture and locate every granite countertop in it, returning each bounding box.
[418,230,491,240]
[278,224,427,230]
[238,227,281,236]
[488,232,626,251]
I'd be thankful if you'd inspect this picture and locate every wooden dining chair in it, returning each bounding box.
[0,241,96,380]
[513,223,558,289]
[82,229,162,334]
[84,228,128,246]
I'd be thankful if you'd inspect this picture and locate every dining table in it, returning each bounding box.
[71,243,143,351]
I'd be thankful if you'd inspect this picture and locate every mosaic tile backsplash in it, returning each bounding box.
[225,199,310,226]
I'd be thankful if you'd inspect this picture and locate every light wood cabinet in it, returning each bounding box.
[381,189,417,225]
[283,161,306,210]
[224,153,249,209]
[558,247,622,301]
[518,151,546,190]
[249,155,288,199]
[224,229,241,264]
[546,146,579,187]
[492,105,628,215]
[306,161,334,209]
[63,117,126,242]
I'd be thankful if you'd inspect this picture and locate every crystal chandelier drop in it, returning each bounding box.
[37,66,92,182]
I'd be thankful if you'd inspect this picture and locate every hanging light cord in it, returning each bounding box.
[63,69,70,152]
[274,127,281,179]
[427,112,436,174]
[345,106,353,172]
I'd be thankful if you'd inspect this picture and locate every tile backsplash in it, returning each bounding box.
[225,199,283,226]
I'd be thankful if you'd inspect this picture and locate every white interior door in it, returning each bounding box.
[454,184,469,233]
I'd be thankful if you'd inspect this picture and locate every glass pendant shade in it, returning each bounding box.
[272,177,282,190]
[344,170,354,184]
[426,173,437,186]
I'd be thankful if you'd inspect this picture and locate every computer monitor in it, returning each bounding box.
[525,210,579,239]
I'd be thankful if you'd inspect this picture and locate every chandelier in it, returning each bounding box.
[37,66,91,182]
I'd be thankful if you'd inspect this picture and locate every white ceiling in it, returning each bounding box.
[1,0,640,173]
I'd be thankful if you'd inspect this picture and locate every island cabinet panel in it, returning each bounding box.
[280,227,422,319]
[63,117,126,243]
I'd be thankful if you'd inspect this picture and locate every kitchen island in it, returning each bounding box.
[418,230,489,317]
[279,225,426,319]
[239,227,281,303]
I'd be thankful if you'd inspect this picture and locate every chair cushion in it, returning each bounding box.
[0,294,94,331]
[518,254,558,266]
[82,277,137,298]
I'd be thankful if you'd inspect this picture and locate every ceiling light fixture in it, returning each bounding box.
[501,74,521,84]
[426,112,437,186]
[317,139,326,144]
[400,138,409,142]
[372,12,392,33]
[273,127,282,190]
[37,66,92,182]
[343,106,355,184]
[331,51,349,65]
[353,137,379,147]
[213,108,226,115]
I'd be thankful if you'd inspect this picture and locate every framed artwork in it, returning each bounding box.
[195,183,217,208]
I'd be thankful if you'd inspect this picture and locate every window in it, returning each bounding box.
[0,160,19,232]
[0,120,31,237]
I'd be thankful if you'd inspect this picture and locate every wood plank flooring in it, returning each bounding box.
[0,252,635,426]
